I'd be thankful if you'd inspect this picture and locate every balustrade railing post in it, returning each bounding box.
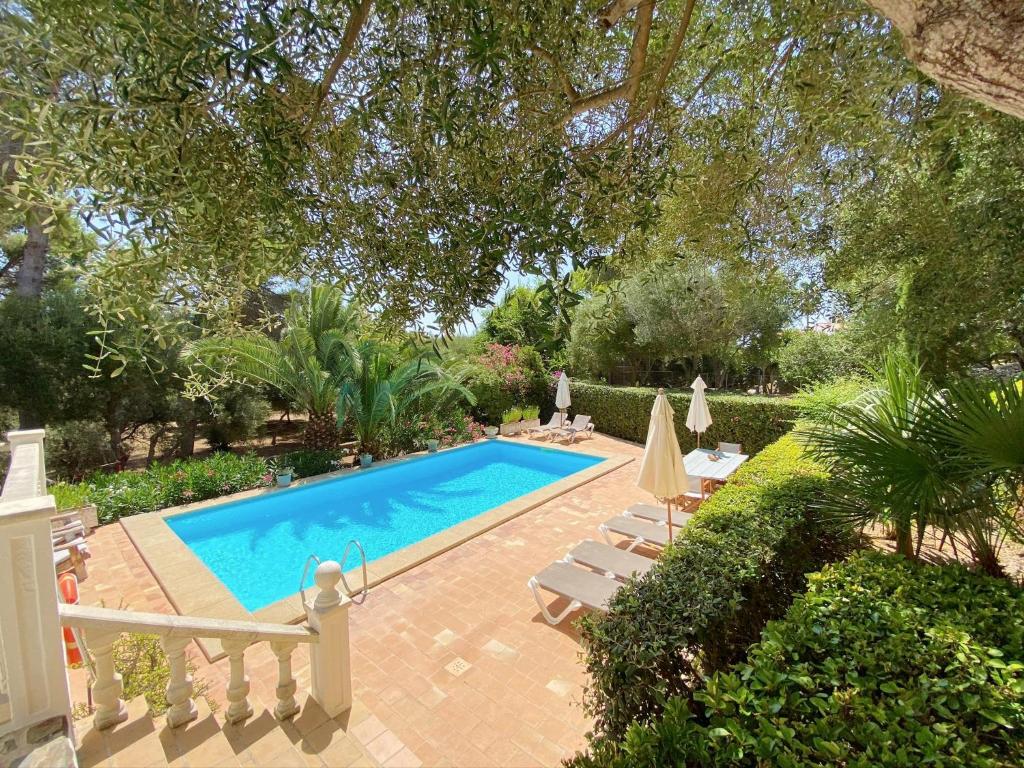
[160,635,198,728]
[87,630,128,730]
[304,560,352,717]
[222,639,253,724]
[270,641,300,720]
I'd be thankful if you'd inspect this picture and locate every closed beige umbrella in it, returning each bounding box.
[554,372,571,426]
[686,375,713,448]
[636,388,689,537]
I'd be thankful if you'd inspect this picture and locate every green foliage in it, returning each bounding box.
[46,420,115,481]
[191,285,361,449]
[802,355,1024,574]
[791,375,872,424]
[579,435,858,740]
[75,452,270,524]
[466,344,548,425]
[570,382,798,455]
[481,285,565,360]
[51,480,92,512]
[575,552,1024,768]
[521,405,540,421]
[200,385,270,450]
[336,339,473,458]
[775,329,866,389]
[275,450,342,479]
[569,259,794,385]
[501,406,522,424]
[830,111,1024,376]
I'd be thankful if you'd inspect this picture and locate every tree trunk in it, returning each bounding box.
[867,0,1024,120]
[895,523,915,559]
[177,418,197,458]
[304,409,340,451]
[16,207,49,298]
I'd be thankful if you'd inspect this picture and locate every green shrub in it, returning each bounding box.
[579,435,857,741]
[501,406,522,424]
[467,343,548,424]
[51,481,93,511]
[570,382,798,455]
[277,449,342,478]
[200,386,270,449]
[46,420,115,481]
[775,328,865,389]
[77,452,270,523]
[791,374,872,424]
[576,552,1024,768]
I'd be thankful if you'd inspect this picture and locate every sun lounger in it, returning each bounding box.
[526,412,564,438]
[623,503,697,526]
[599,515,682,550]
[554,414,595,443]
[54,536,89,580]
[565,539,655,580]
[528,561,621,625]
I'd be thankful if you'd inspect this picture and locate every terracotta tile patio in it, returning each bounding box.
[69,433,663,767]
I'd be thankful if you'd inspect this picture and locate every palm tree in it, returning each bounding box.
[337,340,474,459]
[803,354,1024,575]
[190,286,361,451]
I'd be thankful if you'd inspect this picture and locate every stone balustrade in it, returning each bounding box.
[58,562,352,731]
[1,428,354,762]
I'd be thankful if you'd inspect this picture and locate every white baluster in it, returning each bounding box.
[270,641,300,720]
[222,638,253,724]
[161,635,198,727]
[87,629,128,730]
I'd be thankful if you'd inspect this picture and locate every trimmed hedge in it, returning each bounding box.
[579,434,857,741]
[570,382,798,454]
[576,551,1024,768]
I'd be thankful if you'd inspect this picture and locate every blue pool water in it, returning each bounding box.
[167,440,603,611]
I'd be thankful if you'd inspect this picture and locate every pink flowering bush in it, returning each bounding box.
[469,343,548,424]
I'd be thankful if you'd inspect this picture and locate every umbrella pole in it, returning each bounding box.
[666,499,673,541]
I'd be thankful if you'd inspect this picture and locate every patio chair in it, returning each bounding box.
[599,515,679,551]
[717,441,742,454]
[528,561,621,625]
[525,412,564,438]
[554,414,595,443]
[564,539,655,580]
[54,537,89,580]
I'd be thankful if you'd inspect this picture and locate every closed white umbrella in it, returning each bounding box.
[686,375,713,448]
[636,388,689,537]
[554,372,571,426]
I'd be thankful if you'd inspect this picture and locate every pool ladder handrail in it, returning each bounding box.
[300,539,369,606]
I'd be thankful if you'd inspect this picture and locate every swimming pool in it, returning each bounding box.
[166,440,603,611]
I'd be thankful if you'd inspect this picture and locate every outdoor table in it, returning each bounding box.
[684,448,749,497]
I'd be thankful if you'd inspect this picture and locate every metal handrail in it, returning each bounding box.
[299,540,369,605]
[339,539,369,604]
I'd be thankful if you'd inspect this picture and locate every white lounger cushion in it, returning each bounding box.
[566,539,655,580]
[600,515,678,550]
[624,503,697,527]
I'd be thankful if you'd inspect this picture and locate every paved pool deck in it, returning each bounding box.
[71,432,668,767]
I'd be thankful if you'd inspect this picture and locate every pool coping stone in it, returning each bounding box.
[121,436,632,660]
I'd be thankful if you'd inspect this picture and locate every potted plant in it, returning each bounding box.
[425,438,440,452]
[499,406,523,436]
[520,405,541,432]
[484,425,499,439]
[359,453,373,468]
[275,464,294,487]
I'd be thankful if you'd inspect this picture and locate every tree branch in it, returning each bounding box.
[596,0,645,29]
[311,0,374,120]
[529,45,581,101]
[867,0,1024,120]
[558,0,658,126]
